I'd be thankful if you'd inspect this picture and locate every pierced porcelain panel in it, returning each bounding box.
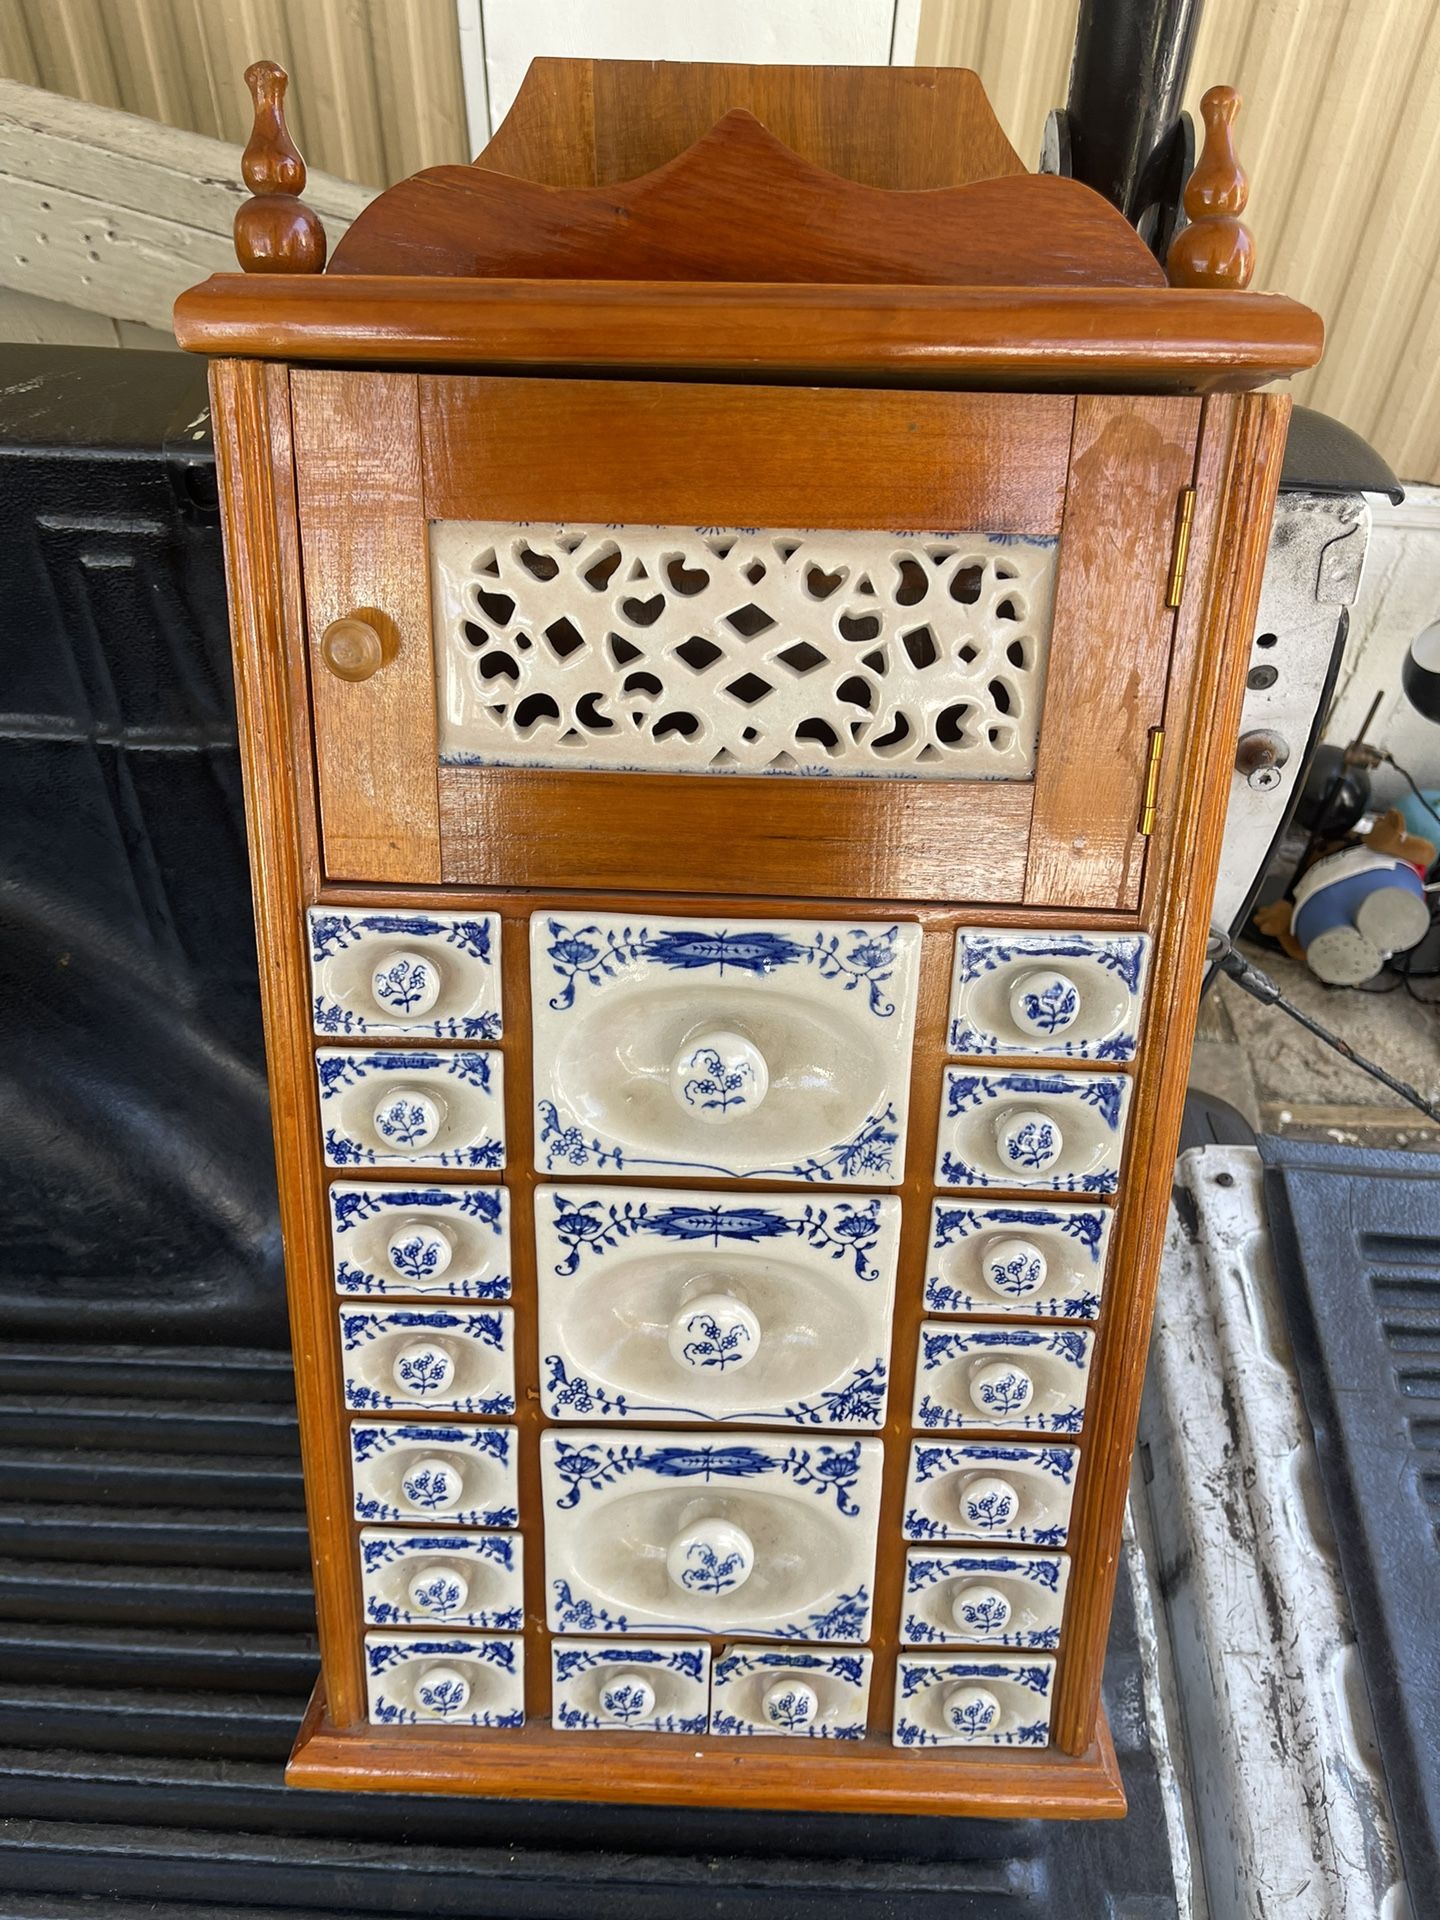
[307,908,501,1039]
[902,1441,1078,1546]
[532,913,920,1184]
[935,1069,1131,1194]
[317,1048,505,1171]
[339,1306,515,1416]
[913,1322,1093,1434]
[551,1638,711,1734]
[540,1429,882,1642]
[365,1632,523,1728]
[947,930,1149,1061]
[925,1200,1111,1321]
[350,1420,518,1528]
[329,1183,511,1299]
[535,1184,900,1427]
[359,1529,523,1630]
[894,1654,1054,1748]
[710,1645,872,1739]
[432,521,1056,780]
[901,1549,1070,1650]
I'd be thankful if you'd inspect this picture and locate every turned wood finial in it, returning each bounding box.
[234,60,327,274]
[1167,84,1254,290]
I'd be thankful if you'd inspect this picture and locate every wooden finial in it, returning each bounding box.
[233,60,327,274]
[1166,84,1254,290]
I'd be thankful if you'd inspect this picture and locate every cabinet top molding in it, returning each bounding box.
[175,57,1321,390]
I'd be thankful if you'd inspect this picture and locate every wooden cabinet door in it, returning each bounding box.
[291,370,1197,907]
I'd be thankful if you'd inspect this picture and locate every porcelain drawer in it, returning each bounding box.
[359,1528,523,1630]
[901,1548,1069,1649]
[318,1048,505,1170]
[936,1069,1130,1194]
[947,929,1148,1061]
[902,1440,1078,1546]
[551,1638,711,1734]
[924,1199,1111,1320]
[913,1322,1092,1434]
[308,907,501,1039]
[536,1184,900,1426]
[365,1631,523,1727]
[339,1306,515,1416]
[531,911,920,1184]
[541,1428,882,1642]
[710,1644,872,1739]
[894,1653,1054,1748]
[350,1419,518,1527]
[330,1182,511,1299]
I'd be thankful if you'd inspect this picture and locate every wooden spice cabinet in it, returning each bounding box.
[178,57,1320,1816]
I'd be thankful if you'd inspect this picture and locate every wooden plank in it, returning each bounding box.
[290,368,441,884]
[1024,395,1202,910]
[439,766,1034,903]
[420,375,1071,532]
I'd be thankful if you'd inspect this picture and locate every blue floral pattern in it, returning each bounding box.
[541,1190,893,1283]
[947,930,1147,1060]
[536,1098,901,1184]
[350,1422,517,1528]
[904,1441,1077,1545]
[339,1307,514,1415]
[924,1202,1107,1320]
[893,1656,1053,1747]
[709,1646,871,1739]
[551,1639,710,1735]
[902,1550,1066,1648]
[936,1070,1128,1194]
[329,1184,510,1297]
[363,1633,523,1729]
[540,1351,889,1430]
[308,910,502,1040]
[544,1435,873,1516]
[359,1530,522,1630]
[318,1049,505,1171]
[914,1325,1091,1433]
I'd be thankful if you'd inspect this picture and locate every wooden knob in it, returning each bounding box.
[320,617,384,682]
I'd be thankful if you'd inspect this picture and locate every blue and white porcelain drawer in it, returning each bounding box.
[710,1645,872,1739]
[901,1548,1069,1650]
[531,912,920,1184]
[541,1429,882,1642]
[365,1632,523,1728]
[925,1200,1111,1320]
[308,908,501,1039]
[913,1323,1092,1434]
[330,1183,511,1299]
[359,1529,523,1630]
[903,1440,1078,1546]
[936,1070,1130,1194]
[551,1639,711,1734]
[350,1420,518,1527]
[894,1654,1054,1748]
[317,1048,505,1170]
[948,929,1148,1061]
[339,1306,515,1416]
[535,1184,900,1427]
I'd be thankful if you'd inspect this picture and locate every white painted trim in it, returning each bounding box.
[455,0,492,156]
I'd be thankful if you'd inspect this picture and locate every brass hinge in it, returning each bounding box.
[1166,486,1197,608]
[1138,726,1165,836]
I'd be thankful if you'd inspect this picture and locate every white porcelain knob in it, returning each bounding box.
[958,1473,1020,1532]
[371,948,442,1019]
[941,1683,1001,1739]
[994,1107,1063,1173]
[392,1339,456,1399]
[951,1583,1012,1637]
[373,1086,443,1152]
[761,1678,819,1731]
[667,1294,761,1373]
[407,1563,471,1618]
[1009,968,1080,1037]
[665,1517,755,1596]
[413,1662,471,1719]
[401,1454,464,1513]
[386,1220,455,1284]
[980,1235,1048,1299]
[598,1670,658,1725]
[969,1359,1034,1420]
[669,1028,769,1125]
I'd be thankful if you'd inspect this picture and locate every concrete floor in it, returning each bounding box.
[1189,938,1440,1151]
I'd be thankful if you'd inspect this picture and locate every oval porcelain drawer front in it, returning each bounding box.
[903,1440,1078,1546]
[541,1429,882,1642]
[350,1420,518,1528]
[935,1069,1130,1194]
[901,1548,1070,1649]
[535,1184,900,1426]
[365,1632,523,1727]
[551,1639,711,1734]
[308,908,501,1039]
[710,1644,873,1739]
[924,1199,1111,1320]
[913,1322,1092,1434]
[339,1307,515,1416]
[531,913,920,1184]
[359,1529,523,1630]
[330,1183,511,1299]
[317,1048,505,1170]
[894,1654,1054,1748]
[947,929,1149,1061]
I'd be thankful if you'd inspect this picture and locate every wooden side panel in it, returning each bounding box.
[438,767,1034,903]
[1024,395,1202,910]
[290,369,441,883]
